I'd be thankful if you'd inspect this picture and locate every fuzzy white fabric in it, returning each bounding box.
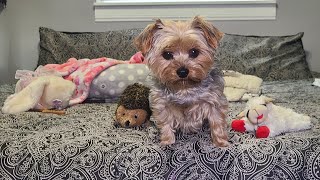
[223,70,263,102]
[239,96,312,137]
[2,76,75,114]
[313,78,320,87]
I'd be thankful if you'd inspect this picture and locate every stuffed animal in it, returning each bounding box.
[231,95,312,138]
[2,76,76,114]
[115,83,151,128]
[223,70,263,102]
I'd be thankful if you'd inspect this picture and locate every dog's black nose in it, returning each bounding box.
[125,121,130,127]
[176,67,189,78]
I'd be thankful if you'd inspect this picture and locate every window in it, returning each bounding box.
[94,0,277,22]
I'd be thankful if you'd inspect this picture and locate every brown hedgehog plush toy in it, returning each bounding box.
[115,83,152,128]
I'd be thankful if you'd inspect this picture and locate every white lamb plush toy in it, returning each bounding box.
[231,95,312,138]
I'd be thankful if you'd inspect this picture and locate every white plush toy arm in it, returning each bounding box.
[2,77,49,114]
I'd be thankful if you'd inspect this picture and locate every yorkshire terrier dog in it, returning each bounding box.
[134,16,229,147]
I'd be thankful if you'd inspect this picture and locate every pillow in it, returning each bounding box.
[88,64,150,102]
[38,27,141,66]
[215,32,313,81]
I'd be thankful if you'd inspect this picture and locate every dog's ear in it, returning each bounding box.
[134,19,164,55]
[191,16,223,49]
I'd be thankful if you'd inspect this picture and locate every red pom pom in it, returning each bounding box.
[231,119,246,133]
[256,126,270,138]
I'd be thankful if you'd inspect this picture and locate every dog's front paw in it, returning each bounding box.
[160,134,175,146]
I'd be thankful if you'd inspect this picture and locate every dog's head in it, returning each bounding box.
[134,16,223,91]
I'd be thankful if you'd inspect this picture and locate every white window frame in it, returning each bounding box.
[94,0,277,22]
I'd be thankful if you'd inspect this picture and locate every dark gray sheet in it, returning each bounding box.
[0,79,319,179]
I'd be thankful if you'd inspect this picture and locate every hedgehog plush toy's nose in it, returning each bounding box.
[125,121,130,127]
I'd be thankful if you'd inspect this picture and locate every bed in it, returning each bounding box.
[0,28,319,180]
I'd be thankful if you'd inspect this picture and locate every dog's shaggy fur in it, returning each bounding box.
[134,16,229,147]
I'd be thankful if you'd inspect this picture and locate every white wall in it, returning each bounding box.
[0,6,10,84]
[2,0,320,84]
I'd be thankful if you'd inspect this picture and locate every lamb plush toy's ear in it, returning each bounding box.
[2,77,49,114]
[236,110,247,119]
[264,96,274,104]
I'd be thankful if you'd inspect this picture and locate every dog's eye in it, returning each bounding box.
[134,114,138,119]
[189,48,199,58]
[162,51,174,60]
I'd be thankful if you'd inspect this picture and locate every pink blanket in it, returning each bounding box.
[15,52,145,106]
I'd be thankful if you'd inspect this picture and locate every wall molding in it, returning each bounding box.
[94,0,277,22]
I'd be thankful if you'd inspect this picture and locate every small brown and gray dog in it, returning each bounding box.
[134,16,229,147]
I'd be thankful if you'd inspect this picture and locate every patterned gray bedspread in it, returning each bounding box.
[0,79,319,180]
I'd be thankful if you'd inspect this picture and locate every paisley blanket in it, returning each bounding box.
[0,79,319,179]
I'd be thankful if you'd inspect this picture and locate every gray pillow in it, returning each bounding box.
[38,27,312,85]
[38,27,141,66]
[215,32,313,81]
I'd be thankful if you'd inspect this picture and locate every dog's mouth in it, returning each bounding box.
[167,77,202,90]
[178,78,200,84]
